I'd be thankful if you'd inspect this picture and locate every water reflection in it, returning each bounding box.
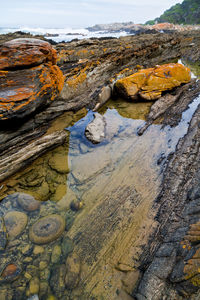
[99,98,153,120]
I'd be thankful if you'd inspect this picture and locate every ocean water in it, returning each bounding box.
[0,26,128,42]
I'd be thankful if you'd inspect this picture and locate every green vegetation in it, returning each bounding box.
[146,0,200,25]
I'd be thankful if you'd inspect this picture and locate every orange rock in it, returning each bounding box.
[0,39,64,120]
[0,263,21,283]
[152,23,176,31]
[2,264,17,278]
[0,38,57,70]
[115,63,191,101]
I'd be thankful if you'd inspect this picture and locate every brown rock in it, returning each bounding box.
[115,63,191,101]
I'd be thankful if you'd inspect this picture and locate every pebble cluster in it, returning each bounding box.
[0,192,82,300]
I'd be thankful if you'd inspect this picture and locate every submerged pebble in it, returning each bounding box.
[51,244,62,264]
[65,252,81,290]
[70,200,84,212]
[0,217,7,251]
[61,236,74,257]
[27,277,40,296]
[4,211,28,239]
[17,193,40,212]
[29,214,65,244]
[33,245,45,255]
[0,263,21,283]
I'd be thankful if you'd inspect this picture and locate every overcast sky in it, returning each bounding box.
[1,0,183,28]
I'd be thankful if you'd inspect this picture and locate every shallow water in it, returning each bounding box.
[0,94,199,299]
[179,59,200,78]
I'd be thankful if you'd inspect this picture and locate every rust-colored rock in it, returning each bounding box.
[0,38,64,121]
[0,38,57,70]
[0,263,21,283]
[152,23,178,31]
[115,63,191,101]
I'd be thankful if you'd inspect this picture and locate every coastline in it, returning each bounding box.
[0,29,200,299]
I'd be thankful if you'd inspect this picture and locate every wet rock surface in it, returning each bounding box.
[0,130,68,182]
[135,103,200,299]
[138,79,200,135]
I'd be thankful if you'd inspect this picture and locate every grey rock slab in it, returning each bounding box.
[85,113,106,144]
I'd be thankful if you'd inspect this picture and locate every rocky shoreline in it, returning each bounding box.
[135,85,200,300]
[0,30,200,299]
[1,30,199,181]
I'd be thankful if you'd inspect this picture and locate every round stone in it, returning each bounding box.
[70,200,84,212]
[16,193,40,212]
[0,263,21,283]
[29,214,65,244]
[4,211,28,239]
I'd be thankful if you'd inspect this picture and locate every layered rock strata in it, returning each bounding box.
[135,106,200,300]
[134,82,200,299]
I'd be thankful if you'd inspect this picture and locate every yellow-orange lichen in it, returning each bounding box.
[115,68,133,78]
[66,69,87,89]
[76,49,88,56]
[66,60,100,89]
[56,49,75,64]
[115,63,191,101]
[38,64,64,100]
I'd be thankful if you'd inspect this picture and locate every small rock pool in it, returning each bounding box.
[0,67,200,299]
